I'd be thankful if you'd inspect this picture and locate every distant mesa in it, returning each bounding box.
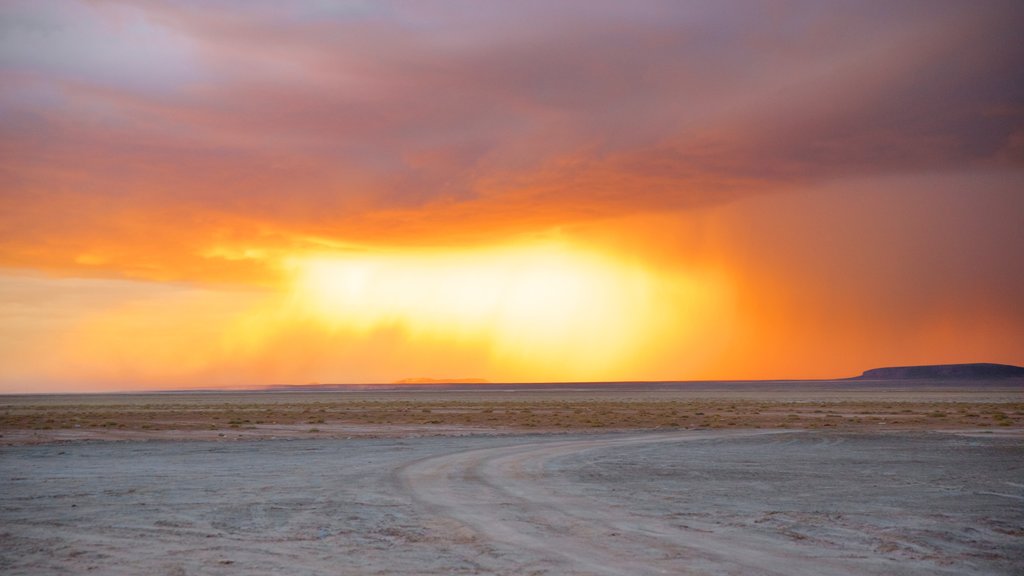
[857,363,1024,380]
[392,377,491,384]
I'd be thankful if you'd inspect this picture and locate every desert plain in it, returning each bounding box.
[2,380,1023,575]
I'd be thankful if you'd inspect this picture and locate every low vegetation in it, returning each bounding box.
[2,391,1022,443]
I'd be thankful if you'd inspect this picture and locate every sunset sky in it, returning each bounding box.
[1,1,1022,392]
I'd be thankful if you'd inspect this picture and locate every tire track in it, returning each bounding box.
[397,430,872,575]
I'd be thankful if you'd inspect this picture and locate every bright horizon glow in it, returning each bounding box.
[0,240,734,392]
[1,2,1022,392]
[285,243,727,378]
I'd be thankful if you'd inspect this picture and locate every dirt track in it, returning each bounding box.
[399,430,1022,575]
[400,430,806,575]
[3,429,1022,575]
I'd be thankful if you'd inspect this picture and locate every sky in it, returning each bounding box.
[1,0,1022,392]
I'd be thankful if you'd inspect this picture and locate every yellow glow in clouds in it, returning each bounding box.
[285,242,729,380]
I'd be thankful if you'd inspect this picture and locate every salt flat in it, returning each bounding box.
[2,429,1022,575]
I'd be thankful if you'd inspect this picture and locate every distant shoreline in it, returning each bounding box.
[3,363,1022,396]
[3,376,1023,399]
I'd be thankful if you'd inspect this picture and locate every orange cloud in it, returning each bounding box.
[1,1,1023,390]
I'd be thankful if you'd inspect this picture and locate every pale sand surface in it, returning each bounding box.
[2,429,1023,575]
[2,383,1022,574]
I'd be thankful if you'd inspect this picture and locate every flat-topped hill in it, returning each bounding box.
[857,363,1024,380]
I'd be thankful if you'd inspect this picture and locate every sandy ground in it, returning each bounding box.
[3,381,1023,444]
[2,428,1022,575]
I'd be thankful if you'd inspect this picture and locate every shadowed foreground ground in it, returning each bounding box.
[2,430,1022,575]
[2,383,1022,574]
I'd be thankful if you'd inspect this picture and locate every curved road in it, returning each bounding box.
[397,430,886,576]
